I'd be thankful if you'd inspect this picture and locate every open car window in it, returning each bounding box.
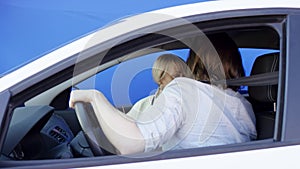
[0,13,286,168]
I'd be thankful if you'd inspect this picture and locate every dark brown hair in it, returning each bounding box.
[186,33,245,91]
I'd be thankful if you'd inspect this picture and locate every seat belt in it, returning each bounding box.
[213,71,278,87]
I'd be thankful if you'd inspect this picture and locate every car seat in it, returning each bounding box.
[248,52,279,140]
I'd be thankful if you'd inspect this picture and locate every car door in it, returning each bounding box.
[0,7,300,169]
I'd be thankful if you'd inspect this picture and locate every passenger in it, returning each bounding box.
[126,54,194,119]
[69,53,256,155]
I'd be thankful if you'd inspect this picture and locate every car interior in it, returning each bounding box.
[0,21,281,161]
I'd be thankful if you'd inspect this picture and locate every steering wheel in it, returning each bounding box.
[74,102,117,156]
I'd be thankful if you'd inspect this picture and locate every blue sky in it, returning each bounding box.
[0,0,209,75]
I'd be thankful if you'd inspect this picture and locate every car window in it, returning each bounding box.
[77,47,279,107]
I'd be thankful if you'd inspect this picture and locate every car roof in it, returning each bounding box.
[1,0,300,92]
[151,0,300,17]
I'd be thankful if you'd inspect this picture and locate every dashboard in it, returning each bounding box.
[1,106,94,160]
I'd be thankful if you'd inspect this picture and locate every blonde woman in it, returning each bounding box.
[69,54,256,155]
[127,54,194,119]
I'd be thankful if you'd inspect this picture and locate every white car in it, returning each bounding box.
[1,0,300,168]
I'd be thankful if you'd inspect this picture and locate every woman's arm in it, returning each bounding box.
[69,89,145,155]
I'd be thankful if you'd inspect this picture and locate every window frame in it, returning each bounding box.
[280,14,300,141]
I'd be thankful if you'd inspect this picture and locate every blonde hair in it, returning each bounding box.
[152,54,194,85]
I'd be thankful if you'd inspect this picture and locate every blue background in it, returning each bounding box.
[0,0,210,75]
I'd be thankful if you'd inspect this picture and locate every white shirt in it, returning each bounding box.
[127,95,154,120]
[131,77,256,152]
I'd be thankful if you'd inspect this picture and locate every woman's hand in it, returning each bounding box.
[69,89,100,108]
[69,88,145,154]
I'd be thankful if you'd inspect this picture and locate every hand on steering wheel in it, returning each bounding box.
[74,102,117,156]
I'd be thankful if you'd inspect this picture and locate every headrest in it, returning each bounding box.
[248,52,279,103]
